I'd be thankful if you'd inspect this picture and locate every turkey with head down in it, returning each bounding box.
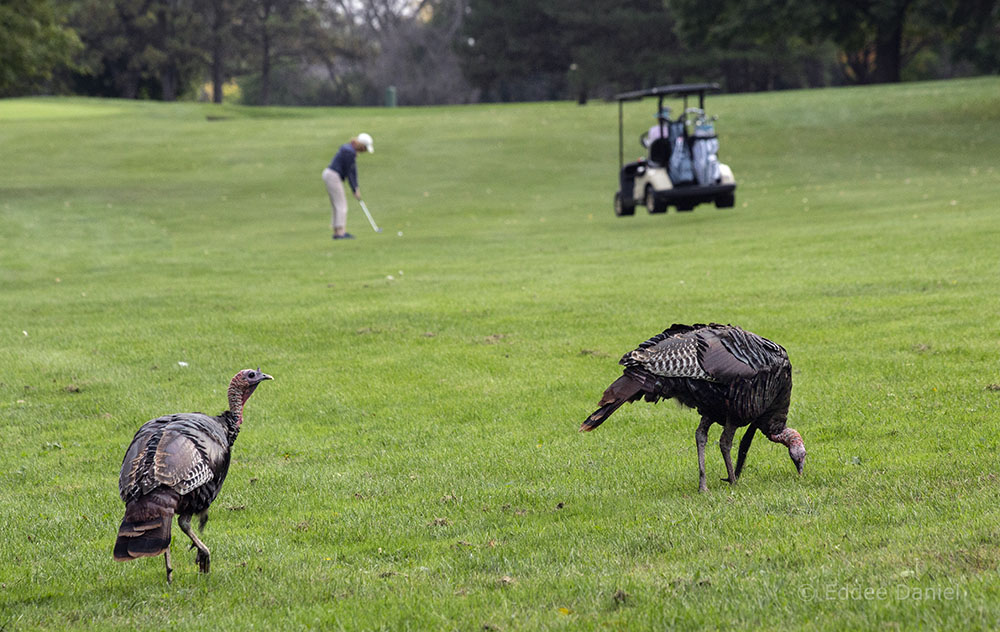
[581,324,805,492]
[114,368,272,582]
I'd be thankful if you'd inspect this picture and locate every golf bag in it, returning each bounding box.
[667,121,694,184]
[691,120,721,185]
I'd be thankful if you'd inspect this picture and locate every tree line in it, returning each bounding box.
[3,0,998,105]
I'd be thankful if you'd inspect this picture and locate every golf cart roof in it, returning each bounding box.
[614,83,721,102]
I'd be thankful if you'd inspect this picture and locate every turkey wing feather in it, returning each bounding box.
[119,413,229,501]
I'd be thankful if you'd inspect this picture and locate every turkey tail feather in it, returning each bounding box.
[113,488,179,561]
[581,375,643,431]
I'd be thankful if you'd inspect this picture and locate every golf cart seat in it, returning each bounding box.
[648,137,671,167]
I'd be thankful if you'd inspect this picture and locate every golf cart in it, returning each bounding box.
[614,83,736,216]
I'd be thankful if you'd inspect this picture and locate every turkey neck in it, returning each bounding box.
[218,410,242,446]
[226,382,252,430]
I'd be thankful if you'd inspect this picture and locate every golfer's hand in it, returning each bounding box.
[354,190,362,201]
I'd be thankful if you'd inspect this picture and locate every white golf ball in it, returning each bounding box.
[397,231,403,237]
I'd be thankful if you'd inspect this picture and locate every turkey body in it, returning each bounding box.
[581,324,804,492]
[113,369,271,582]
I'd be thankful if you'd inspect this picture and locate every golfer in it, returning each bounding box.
[323,133,373,240]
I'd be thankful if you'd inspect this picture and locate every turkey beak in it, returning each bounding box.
[253,368,273,383]
[790,445,806,475]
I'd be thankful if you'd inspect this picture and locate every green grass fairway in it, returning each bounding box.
[2,77,1000,630]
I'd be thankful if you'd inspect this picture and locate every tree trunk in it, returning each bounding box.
[212,47,224,103]
[871,0,911,84]
[162,66,177,101]
[122,70,139,99]
[211,0,226,103]
[258,0,273,106]
[873,19,904,83]
[261,31,271,105]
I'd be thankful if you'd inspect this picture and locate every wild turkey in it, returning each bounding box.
[581,324,805,492]
[113,368,272,582]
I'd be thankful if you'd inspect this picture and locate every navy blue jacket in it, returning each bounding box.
[328,143,359,192]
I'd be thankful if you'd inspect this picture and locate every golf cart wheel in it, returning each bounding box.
[645,186,667,214]
[614,191,635,216]
[715,192,735,208]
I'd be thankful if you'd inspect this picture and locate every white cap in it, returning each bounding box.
[357,132,374,153]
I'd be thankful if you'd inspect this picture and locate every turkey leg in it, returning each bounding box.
[733,424,758,481]
[164,548,173,584]
[695,417,713,493]
[719,423,738,484]
[178,514,211,574]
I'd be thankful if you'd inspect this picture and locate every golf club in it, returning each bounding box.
[359,200,382,233]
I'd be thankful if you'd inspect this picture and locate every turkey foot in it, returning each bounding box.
[179,514,212,574]
[195,548,211,574]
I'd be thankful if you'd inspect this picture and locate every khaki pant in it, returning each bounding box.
[322,168,347,230]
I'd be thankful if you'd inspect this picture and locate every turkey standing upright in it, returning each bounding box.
[581,324,805,492]
[114,368,272,582]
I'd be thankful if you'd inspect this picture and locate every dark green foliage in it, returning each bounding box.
[669,0,1000,86]
[5,0,999,102]
[0,0,82,96]
[460,0,685,102]
[459,0,570,102]
[59,0,208,100]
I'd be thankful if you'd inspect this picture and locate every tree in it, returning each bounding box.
[544,0,681,102]
[61,0,206,100]
[667,0,840,90]
[945,0,1000,74]
[0,0,82,96]
[324,0,476,105]
[240,0,347,105]
[458,0,722,102]
[667,0,995,86]
[149,0,205,100]
[203,0,239,103]
[459,0,570,101]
